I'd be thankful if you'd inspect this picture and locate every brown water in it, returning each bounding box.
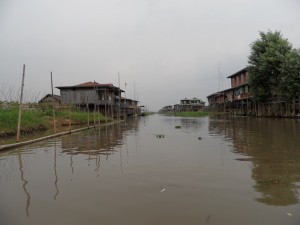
[0,115,300,225]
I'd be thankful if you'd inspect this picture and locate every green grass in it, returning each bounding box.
[0,107,112,134]
[144,111,156,115]
[0,108,47,132]
[172,111,210,117]
[63,110,110,124]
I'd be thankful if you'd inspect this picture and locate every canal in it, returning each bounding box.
[1,114,300,225]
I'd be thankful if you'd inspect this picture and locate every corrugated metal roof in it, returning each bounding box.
[75,82,113,87]
[39,94,61,102]
[206,92,226,98]
[56,81,124,91]
[226,67,248,78]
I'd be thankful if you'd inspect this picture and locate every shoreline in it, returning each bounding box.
[0,120,121,152]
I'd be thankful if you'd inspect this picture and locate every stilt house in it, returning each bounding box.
[56,81,124,116]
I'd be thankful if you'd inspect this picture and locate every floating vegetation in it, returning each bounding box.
[155,134,165,138]
[175,126,181,129]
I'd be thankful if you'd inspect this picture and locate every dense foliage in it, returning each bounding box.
[248,31,300,102]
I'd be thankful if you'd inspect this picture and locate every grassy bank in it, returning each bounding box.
[144,111,156,115]
[164,111,210,117]
[0,107,111,138]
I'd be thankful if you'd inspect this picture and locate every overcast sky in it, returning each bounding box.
[1,0,299,110]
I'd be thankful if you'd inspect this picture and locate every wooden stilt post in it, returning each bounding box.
[111,100,114,119]
[93,81,96,128]
[98,105,100,126]
[105,89,107,124]
[87,98,90,129]
[118,72,121,121]
[124,83,127,120]
[17,64,25,142]
[68,105,71,132]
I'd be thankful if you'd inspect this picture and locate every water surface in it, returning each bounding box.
[1,115,299,225]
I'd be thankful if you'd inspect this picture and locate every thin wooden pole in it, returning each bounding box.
[98,104,100,126]
[105,89,107,124]
[68,105,71,132]
[51,72,56,133]
[93,81,96,128]
[111,89,114,119]
[124,83,127,120]
[118,72,121,121]
[87,96,90,128]
[17,64,25,142]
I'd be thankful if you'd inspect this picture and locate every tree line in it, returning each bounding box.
[248,30,300,104]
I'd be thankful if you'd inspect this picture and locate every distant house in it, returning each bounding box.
[56,81,124,116]
[120,97,139,116]
[179,98,205,111]
[159,105,173,113]
[160,98,205,113]
[39,94,61,105]
[173,104,181,112]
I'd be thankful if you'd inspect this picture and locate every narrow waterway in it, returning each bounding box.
[1,114,300,225]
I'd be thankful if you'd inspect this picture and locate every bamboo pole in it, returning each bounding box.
[124,83,127,120]
[51,72,56,133]
[17,64,25,142]
[98,104,100,126]
[118,72,121,121]
[86,96,90,128]
[93,81,96,128]
[111,97,114,119]
[68,105,71,131]
[105,89,107,124]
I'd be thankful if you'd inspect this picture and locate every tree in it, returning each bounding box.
[248,30,300,102]
[278,49,300,102]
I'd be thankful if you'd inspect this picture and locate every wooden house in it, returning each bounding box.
[225,67,251,102]
[56,81,124,116]
[207,67,251,106]
[120,97,139,116]
[206,67,300,116]
[173,104,181,112]
[179,98,205,111]
[206,67,252,114]
[159,105,173,113]
[39,94,61,105]
[207,92,226,107]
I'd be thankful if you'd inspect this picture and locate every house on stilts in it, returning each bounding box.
[207,67,300,117]
[56,81,139,118]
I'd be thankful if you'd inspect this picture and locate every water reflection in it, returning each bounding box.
[209,116,300,206]
[61,121,138,156]
[18,150,31,217]
[1,115,300,225]
[53,140,59,200]
[161,116,205,133]
[0,119,140,221]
